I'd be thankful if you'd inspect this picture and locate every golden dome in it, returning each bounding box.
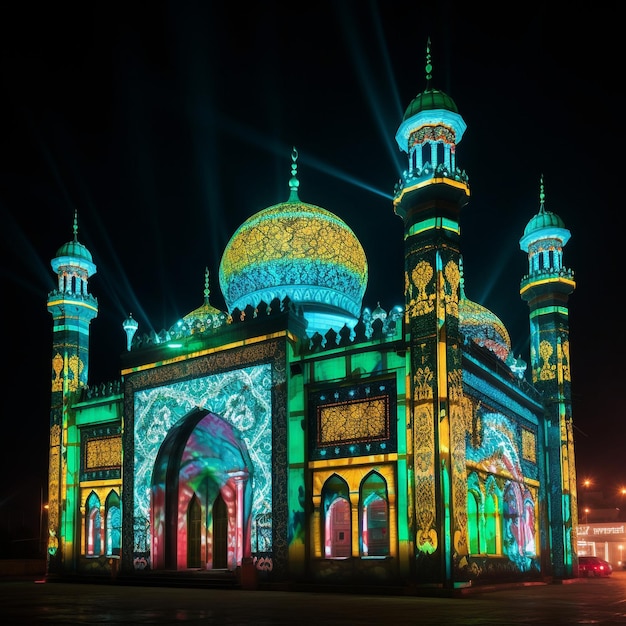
[218,149,368,336]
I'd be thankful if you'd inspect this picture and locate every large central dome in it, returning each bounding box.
[219,149,368,337]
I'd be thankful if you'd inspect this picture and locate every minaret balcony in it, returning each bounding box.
[47,290,99,319]
[47,289,98,306]
[520,268,576,293]
[393,162,469,201]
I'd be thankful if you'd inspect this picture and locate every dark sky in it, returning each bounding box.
[0,1,623,536]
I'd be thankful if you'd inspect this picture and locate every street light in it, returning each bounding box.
[580,479,592,524]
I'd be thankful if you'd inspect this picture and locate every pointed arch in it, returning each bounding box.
[360,471,389,557]
[212,492,228,568]
[322,475,351,558]
[484,475,503,555]
[466,472,483,554]
[187,494,202,568]
[502,480,536,569]
[151,407,254,571]
[104,490,121,557]
[85,491,102,557]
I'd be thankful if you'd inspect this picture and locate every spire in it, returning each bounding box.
[425,37,433,90]
[459,256,466,298]
[72,209,79,241]
[288,146,300,202]
[539,174,546,214]
[204,266,211,304]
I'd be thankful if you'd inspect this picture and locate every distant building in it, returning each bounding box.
[578,523,626,569]
[45,45,580,591]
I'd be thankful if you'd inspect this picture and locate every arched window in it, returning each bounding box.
[360,472,389,557]
[322,475,351,558]
[522,488,536,555]
[485,476,502,555]
[424,143,433,168]
[467,490,480,554]
[484,493,498,554]
[86,492,102,557]
[105,491,121,557]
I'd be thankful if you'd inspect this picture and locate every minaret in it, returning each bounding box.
[519,176,577,579]
[46,211,98,572]
[393,40,470,586]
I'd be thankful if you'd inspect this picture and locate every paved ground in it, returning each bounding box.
[1,570,625,625]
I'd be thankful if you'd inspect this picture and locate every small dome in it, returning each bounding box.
[172,268,229,336]
[460,296,512,362]
[219,149,368,336]
[371,302,387,324]
[402,88,459,121]
[50,211,96,276]
[522,209,566,239]
[55,239,93,264]
[180,301,228,334]
[395,40,466,153]
[458,260,511,362]
[519,176,571,251]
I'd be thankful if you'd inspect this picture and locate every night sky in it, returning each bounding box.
[0,2,623,544]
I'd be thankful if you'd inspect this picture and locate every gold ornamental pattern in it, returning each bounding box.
[536,340,556,382]
[522,428,537,462]
[407,260,434,317]
[318,396,388,444]
[51,352,83,392]
[85,436,122,470]
[221,204,367,280]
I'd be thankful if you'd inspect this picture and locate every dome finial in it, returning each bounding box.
[72,209,79,241]
[204,267,210,304]
[425,37,433,89]
[539,174,546,214]
[288,146,300,202]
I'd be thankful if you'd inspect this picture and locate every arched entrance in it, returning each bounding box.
[150,407,254,571]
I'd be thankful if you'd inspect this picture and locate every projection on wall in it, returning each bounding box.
[465,411,538,572]
[132,363,273,564]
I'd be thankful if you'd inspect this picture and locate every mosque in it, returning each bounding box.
[45,45,579,592]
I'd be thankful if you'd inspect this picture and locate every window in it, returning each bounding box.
[467,474,502,555]
[322,475,351,558]
[360,472,389,557]
[467,490,480,554]
[86,492,102,557]
[105,491,121,557]
[484,493,498,554]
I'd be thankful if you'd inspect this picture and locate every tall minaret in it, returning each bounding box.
[46,211,98,572]
[393,40,470,586]
[519,176,577,579]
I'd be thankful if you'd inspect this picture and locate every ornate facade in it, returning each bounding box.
[45,46,579,592]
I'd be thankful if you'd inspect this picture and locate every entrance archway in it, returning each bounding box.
[151,407,254,571]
